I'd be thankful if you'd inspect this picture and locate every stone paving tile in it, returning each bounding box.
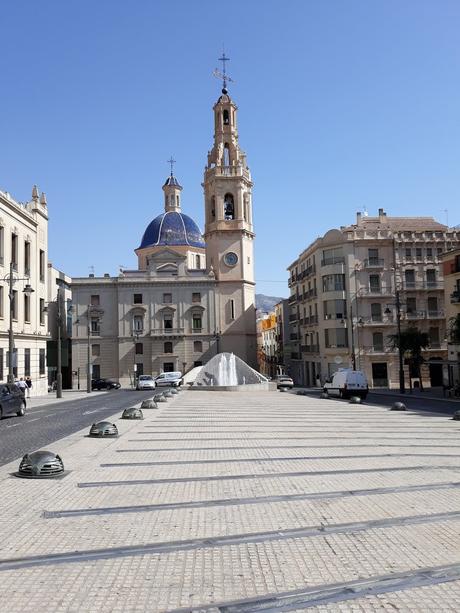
[0,390,460,611]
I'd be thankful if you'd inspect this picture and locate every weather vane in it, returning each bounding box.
[212,46,234,92]
[167,156,176,176]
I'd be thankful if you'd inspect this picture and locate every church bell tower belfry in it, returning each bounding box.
[203,53,257,367]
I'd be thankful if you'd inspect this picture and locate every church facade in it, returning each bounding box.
[71,85,257,387]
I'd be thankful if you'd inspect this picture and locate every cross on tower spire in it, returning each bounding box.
[167,156,176,176]
[212,46,234,94]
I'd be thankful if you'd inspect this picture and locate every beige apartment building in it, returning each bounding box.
[287,209,460,389]
[442,247,460,387]
[0,186,49,395]
[71,83,257,387]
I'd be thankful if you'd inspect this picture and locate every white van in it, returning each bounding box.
[154,371,183,388]
[323,369,368,399]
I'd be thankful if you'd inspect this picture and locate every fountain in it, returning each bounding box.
[191,352,269,392]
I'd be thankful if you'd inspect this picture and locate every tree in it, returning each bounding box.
[448,314,460,344]
[387,326,430,391]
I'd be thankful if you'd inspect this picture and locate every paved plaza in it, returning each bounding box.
[1,390,460,611]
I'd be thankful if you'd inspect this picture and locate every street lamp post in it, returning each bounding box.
[6,262,34,384]
[87,307,92,394]
[385,289,405,394]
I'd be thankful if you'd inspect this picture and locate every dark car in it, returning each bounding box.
[0,384,26,418]
[91,378,121,391]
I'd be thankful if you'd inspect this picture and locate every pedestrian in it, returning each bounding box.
[25,376,32,398]
[17,377,27,396]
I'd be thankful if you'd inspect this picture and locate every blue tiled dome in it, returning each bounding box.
[139,211,205,249]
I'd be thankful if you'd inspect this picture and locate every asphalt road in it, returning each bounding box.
[0,390,149,467]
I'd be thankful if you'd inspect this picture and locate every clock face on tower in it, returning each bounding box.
[223,252,238,267]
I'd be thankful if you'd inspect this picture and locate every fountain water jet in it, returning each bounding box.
[191,352,269,391]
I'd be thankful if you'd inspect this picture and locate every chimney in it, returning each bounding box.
[356,212,362,226]
[103,273,110,278]
[89,273,95,278]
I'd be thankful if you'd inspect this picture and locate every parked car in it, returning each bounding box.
[155,372,183,387]
[276,375,294,389]
[0,384,26,418]
[136,375,156,390]
[91,378,121,390]
[323,369,368,399]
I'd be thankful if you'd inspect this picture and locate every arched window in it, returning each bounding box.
[223,143,230,167]
[176,195,179,206]
[170,195,175,206]
[195,254,200,269]
[223,109,229,125]
[164,341,173,354]
[193,340,202,353]
[224,193,235,220]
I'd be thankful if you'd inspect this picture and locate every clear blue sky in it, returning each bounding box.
[2,1,459,297]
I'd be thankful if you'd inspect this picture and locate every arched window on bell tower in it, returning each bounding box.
[224,193,235,220]
[223,109,229,125]
[211,196,216,221]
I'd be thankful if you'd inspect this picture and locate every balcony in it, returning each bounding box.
[289,313,298,322]
[150,327,185,337]
[360,316,394,326]
[451,291,460,304]
[288,295,297,305]
[363,258,384,268]
[301,345,319,354]
[405,310,426,320]
[361,286,394,297]
[427,310,445,319]
[362,345,396,355]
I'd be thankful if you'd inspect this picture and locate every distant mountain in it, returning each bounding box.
[255,294,283,314]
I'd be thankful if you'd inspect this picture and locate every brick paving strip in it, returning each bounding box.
[1,391,460,611]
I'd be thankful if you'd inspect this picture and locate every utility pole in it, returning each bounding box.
[56,287,63,398]
[395,289,405,394]
[87,306,92,393]
[349,304,356,371]
[8,262,15,384]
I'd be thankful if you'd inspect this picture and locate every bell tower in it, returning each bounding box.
[203,53,257,367]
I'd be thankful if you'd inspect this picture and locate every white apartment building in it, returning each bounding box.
[287,209,460,389]
[0,186,49,395]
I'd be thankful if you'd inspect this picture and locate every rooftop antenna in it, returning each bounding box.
[442,208,449,227]
[89,265,95,275]
[212,46,234,93]
[167,156,176,177]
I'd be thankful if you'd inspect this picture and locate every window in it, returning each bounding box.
[39,348,46,375]
[323,299,346,320]
[223,109,229,125]
[230,299,235,320]
[133,293,143,304]
[322,247,344,266]
[322,274,345,292]
[24,348,30,376]
[368,248,379,265]
[163,293,172,304]
[0,348,3,380]
[40,298,45,324]
[163,314,173,330]
[92,344,100,357]
[0,286,3,318]
[39,249,45,281]
[12,290,17,320]
[92,364,101,379]
[192,292,201,303]
[426,269,436,288]
[163,362,174,372]
[416,247,422,261]
[24,241,30,275]
[11,233,18,270]
[405,247,412,259]
[437,247,443,256]
[429,327,440,347]
[406,297,417,314]
[211,196,216,220]
[193,340,202,352]
[133,315,143,332]
[324,328,348,348]
[372,332,384,351]
[91,318,101,334]
[192,315,202,330]
[24,293,30,322]
[369,275,380,292]
[370,303,382,322]
[90,294,100,306]
[164,341,173,353]
[135,343,143,355]
[195,255,201,269]
[0,226,4,263]
[404,269,415,288]
[224,193,235,220]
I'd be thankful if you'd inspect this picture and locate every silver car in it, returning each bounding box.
[136,375,156,390]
